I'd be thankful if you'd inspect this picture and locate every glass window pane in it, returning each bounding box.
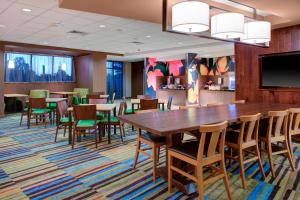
[5,52,31,82]
[32,55,53,82]
[53,56,74,82]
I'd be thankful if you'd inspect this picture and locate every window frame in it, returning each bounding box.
[4,51,75,83]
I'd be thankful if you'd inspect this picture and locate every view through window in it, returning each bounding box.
[4,52,75,83]
[106,61,123,99]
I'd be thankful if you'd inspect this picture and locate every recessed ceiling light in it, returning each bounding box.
[22,8,32,12]
[146,35,151,38]
[99,25,106,28]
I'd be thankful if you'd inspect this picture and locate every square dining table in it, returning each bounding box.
[130,98,166,112]
[4,94,29,112]
[67,103,117,144]
[118,103,297,194]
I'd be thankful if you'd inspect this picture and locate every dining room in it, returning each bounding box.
[1,0,300,200]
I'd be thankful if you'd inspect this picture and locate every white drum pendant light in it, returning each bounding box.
[211,13,245,39]
[172,1,210,33]
[241,21,271,44]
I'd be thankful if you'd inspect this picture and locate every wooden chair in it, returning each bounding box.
[288,108,300,161]
[132,110,166,182]
[54,100,73,142]
[168,121,232,200]
[72,105,100,149]
[225,113,265,189]
[259,110,295,178]
[87,94,101,102]
[99,101,126,142]
[28,98,51,128]
[140,99,158,110]
[167,96,173,111]
[232,100,246,104]
[20,96,29,126]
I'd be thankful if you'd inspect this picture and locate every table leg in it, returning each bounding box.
[131,103,135,131]
[68,111,72,144]
[113,107,116,135]
[108,111,111,144]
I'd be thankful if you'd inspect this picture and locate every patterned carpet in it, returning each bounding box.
[0,114,300,200]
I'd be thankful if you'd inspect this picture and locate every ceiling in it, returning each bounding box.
[0,0,236,61]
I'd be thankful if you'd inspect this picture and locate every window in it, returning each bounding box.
[4,52,75,83]
[106,61,123,99]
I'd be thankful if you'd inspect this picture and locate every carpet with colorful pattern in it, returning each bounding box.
[0,114,299,200]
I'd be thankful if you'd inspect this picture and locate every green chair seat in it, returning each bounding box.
[76,120,100,128]
[47,103,57,110]
[24,107,29,112]
[31,108,51,114]
[81,97,88,104]
[99,116,120,123]
[96,113,105,119]
[125,108,138,114]
[60,117,74,123]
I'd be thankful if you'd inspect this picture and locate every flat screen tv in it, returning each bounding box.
[260,52,300,89]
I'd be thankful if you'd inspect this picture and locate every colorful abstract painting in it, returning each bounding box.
[187,53,235,104]
[145,58,185,98]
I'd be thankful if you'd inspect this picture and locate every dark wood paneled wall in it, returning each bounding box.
[131,61,144,98]
[235,25,300,104]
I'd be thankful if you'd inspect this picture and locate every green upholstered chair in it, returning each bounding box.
[29,90,49,98]
[28,98,51,128]
[73,88,89,104]
[54,101,74,142]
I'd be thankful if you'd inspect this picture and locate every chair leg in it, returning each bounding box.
[132,139,141,169]
[238,149,247,189]
[285,139,296,171]
[221,160,232,200]
[72,129,76,149]
[153,145,157,182]
[122,124,126,137]
[63,126,67,137]
[267,142,276,178]
[256,144,266,179]
[20,112,23,126]
[95,128,98,149]
[168,153,173,193]
[98,124,102,143]
[44,114,47,128]
[196,164,205,200]
[55,125,59,142]
[119,125,124,143]
[157,147,160,163]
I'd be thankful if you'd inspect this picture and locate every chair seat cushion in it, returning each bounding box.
[73,96,80,105]
[125,108,138,114]
[141,132,166,143]
[31,108,51,114]
[76,120,99,128]
[99,116,119,123]
[169,141,199,160]
[60,117,74,123]
[96,113,105,119]
[47,103,57,110]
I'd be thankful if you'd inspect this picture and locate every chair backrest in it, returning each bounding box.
[29,90,49,98]
[140,99,158,110]
[73,105,96,121]
[238,113,261,145]
[198,121,228,163]
[89,98,107,104]
[137,95,152,99]
[87,94,100,101]
[267,110,289,138]
[57,100,68,117]
[167,96,173,110]
[29,98,46,109]
[232,100,246,104]
[74,88,89,98]
[289,108,300,135]
[118,101,126,116]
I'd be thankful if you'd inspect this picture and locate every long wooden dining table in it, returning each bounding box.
[118,103,298,194]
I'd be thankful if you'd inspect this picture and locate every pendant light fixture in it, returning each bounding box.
[241,21,271,44]
[211,13,245,39]
[172,1,210,33]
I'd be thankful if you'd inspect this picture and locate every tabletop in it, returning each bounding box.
[68,103,116,112]
[4,94,28,98]
[131,99,165,104]
[100,95,110,98]
[26,98,67,103]
[50,91,78,95]
[118,103,298,136]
